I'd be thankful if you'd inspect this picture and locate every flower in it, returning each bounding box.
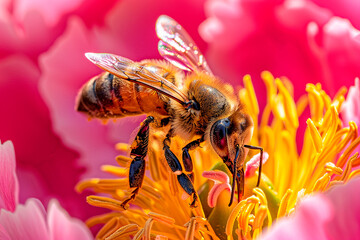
[199,0,360,109]
[0,0,206,221]
[0,0,119,220]
[77,72,360,239]
[0,140,92,239]
[260,177,360,240]
[341,78,360,158]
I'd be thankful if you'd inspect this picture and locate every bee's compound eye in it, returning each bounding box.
[210,118,230,157]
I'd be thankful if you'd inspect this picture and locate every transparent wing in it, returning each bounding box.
[85,52,189,105]
[156,15,212,74]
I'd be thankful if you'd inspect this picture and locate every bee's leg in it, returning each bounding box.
[178,173,197,208]
[121,116,154,209]
[182,137,205,182]
[163,135,198,208]
[244,145,263,187]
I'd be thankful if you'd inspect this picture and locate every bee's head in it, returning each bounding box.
[209,109,254,205]
[210,109,254,167]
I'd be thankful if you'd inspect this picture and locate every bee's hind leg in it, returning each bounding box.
[163,134,200,208]
[121,116,154,209]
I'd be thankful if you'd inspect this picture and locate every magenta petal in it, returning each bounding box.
[47,200,92,240]
[0,141,19,212]
[245,152,269,178]
[324,178,360,239]
[0,198,49,240]
[0,224,10,240]
[207,183,231,208]
[203,170,230,183]
[13,0,83,27]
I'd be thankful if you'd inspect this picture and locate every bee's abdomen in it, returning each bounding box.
[76,72,168,119]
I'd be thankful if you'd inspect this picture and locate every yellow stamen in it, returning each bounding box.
[96,178,129,190]
[321,106,338,147]
[115,143,130,152]
[104,224,139,240]
[148,212,175,226]
[306,118,323,153]
[101,165,128,177]
[253,205,268,232]
[87,195,126,211]
[133,228,144,240]
[262,71,276,104]
[340,153,359,181]
[86,212,122,228]
[184,218,196,240]
[144,218,154,240]
[324,162,343,175]
[243,74,259,116]
[296,95,309,117]
[312,173,331,192]
[75,178,100,193]
[337,136,360,168]
[253,188,267,206]
[239,203,255,236]
[276,78,299,128]
[115,155,131,167]
[95,217,120,239]
[277,189,293,219]
[306,84,324,124]
[226,200,247,238]
[347,169,360,181]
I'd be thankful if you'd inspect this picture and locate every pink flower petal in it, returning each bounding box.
[207,183,231,208]
[245,152,269,178]
[311,0,360,29]
[199,0,360,119]
[325,177,360,239]
[0,141,19,212]
[0,223,11,240]
[0,198,49,240]
[341,78,360,130]
[203,170,230,183]
[0,55,95,220]
[13,0,83,27]
[47,200,92,240]
[260,177,360,240]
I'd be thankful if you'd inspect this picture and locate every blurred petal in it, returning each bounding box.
[311,0,360,29]
[0,225,11,240]
[260,177,360,240]
[14,0,83,27]
[47,200,92,240]
[0,55,92,219]
[0,141,18,212]
[341,78,360,124]
[0,198,49,240]
[200,0,360,111]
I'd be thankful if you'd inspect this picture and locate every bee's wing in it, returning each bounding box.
[156,15,212,74]
[85,53,189,105]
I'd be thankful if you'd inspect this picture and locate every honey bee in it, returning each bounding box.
[76,15,263,208]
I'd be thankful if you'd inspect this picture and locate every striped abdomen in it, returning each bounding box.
[76,72,169,119]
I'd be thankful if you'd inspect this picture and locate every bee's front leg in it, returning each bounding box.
[182,137,205,182]
[163,135,198,208]
[121,116,154,209]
